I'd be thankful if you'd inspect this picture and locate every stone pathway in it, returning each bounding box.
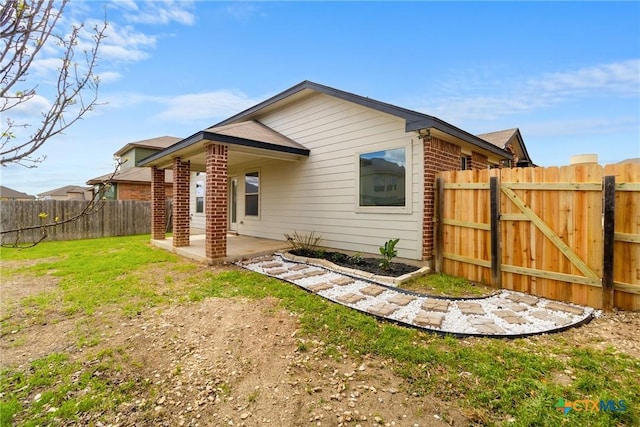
[237,254,597,338]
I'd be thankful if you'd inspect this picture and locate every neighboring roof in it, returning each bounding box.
[477,128,533,165]
[618,158,640,164]
[0,185,35,199]
[140,80,515,167]
[114,136,182,157]
[477,128,519,148]
[86,167,173,185]
[38,185,90,197]
[213,80,512,158]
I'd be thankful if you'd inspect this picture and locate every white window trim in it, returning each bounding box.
[244,169,261,218]
[192,172,206,216]
[355,143,412,214]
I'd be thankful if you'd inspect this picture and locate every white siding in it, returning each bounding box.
[229,93,425,260]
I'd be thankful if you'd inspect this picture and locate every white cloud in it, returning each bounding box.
[156,90,262,123]
[523,116,639,138]
[225,3,262,22]
[3,94,51,118]
[99,22,158,63]
[412,59,640,124]
[29,58,62,79]
[96,71,122,84]
[533,60,640,95]
[116,0,196,25]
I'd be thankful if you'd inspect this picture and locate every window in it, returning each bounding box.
[461,156,472,170]
[359,147,406,207]
[195,177,205,213]
[96,183,116,200]
[245,171,259,216]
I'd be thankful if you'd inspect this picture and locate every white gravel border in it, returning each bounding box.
[237,254,597,337]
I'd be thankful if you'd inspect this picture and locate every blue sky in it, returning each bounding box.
[2,0,639,196]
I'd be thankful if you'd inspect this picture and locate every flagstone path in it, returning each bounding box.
[238,254,596,338]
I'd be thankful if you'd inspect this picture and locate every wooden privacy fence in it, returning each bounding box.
[435,163,640,311]
[0,200,165,244]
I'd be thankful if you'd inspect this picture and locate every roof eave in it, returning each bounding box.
[213,80,427,128]
[407,118,513,158]
[137,131,310,168]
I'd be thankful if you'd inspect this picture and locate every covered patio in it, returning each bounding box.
[151,234,289,264]
[138,120,310,263]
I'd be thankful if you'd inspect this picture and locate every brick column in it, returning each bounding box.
[471,152,489,170]
[172,157,191,247]
[423,136,461,261]
[205,143,228,259]
[150,167,166,240]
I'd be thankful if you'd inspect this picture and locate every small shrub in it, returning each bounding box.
[284,231,323,256]
[330,252,347,263]
[379,238,399,270]
[348,252,363,265]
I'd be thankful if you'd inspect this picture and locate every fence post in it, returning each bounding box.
[602,175,615,311]
[434,176,444,273]
[490,176,502,288]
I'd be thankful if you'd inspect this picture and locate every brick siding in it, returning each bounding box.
[471,152,489,170]
[205,144,228,259]
[423,137,461,261]
[150,167,166,240]
[117,182,173,201]
[172,158,191,247]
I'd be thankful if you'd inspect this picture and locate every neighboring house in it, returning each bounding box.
[476,128,534,168]
[86,136,179,201]
[0,186,35,201]
[138,80,533,263]
[37,185,92,200]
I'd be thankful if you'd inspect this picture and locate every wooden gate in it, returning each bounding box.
[435,163,640,310]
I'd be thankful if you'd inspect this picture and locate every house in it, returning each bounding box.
[86,136,179,201]
[138,80,533,264]
[37,185,92,200]
[476,128,534,167]
[0,186,35,201]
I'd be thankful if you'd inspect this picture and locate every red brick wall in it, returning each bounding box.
[423,137,461,261]
[471,152,489,170]
[150,167,166,240]
[117,182,173,201]
[205,144,228,259]
[172,158,191,247]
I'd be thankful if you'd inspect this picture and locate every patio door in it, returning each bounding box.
[228,177,238,233]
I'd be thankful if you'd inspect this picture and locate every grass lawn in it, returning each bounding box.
[1,235,638,426]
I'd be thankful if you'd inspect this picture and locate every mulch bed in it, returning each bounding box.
[289,249,419,277]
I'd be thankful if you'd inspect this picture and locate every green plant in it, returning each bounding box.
[348,252,363,265]
[284,231,323,255]
[378,238,399,270]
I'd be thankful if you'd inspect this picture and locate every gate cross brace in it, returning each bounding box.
[500,185,599,282]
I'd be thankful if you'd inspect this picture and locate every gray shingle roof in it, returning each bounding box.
[476,128,519,149]
[86,167,173,185]
[37,185,90,197]
[204,120,308,152]
[114,136,182,157]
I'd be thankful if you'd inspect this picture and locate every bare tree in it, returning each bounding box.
[1,0,108,167]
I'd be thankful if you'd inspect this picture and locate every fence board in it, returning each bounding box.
[0,200,159,244]
[437,163,640,311]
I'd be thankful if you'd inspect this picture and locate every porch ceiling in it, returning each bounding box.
[138,120,310,171]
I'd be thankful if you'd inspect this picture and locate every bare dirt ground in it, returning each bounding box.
[2,263,640,427]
